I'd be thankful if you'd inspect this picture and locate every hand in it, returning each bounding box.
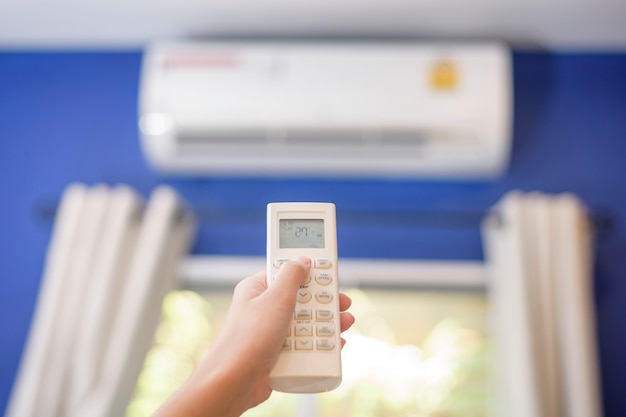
[153,256,355,417]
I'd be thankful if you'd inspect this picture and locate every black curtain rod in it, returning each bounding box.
[34,202,615,237]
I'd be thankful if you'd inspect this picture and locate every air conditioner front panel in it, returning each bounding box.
[139,42,512,178]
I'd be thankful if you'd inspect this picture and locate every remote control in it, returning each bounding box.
[266,202,342,393]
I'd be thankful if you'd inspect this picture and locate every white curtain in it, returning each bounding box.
[482,191,602,417]
[6,184,195,417]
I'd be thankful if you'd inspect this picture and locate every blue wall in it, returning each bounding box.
[1,51,625,416]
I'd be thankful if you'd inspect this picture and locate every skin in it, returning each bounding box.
[153,256,355,417]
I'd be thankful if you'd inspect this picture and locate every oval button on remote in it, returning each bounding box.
[297,289,312,303]
[316,290,333,304]
[273,258,291,268]
[315,272,332,285]
[316,309,334,320]
[314,258,332,268]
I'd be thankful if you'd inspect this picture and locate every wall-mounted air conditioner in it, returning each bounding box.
[139,41,512,178]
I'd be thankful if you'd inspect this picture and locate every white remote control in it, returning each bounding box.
[266,202,342,393]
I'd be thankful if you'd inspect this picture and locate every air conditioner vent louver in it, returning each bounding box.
[284,130,364,147]
[177,131,266,147]
[176,129,434,153]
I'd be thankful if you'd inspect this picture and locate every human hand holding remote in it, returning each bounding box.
[153,256,355,417]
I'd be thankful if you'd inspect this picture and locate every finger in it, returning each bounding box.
[339,293,352,312]
[232,270,268,302]
[340,311,355,333]
[341,337,346,349]
[264,256,311,306]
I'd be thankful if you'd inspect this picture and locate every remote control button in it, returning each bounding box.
[297,289,312,303]
[295,309,312,320]
[295,325,313,337]
[315,272,333,285]
[316,339,335,351]
[314,258,332,269]
[316,324,335,337]
[295,339,314,350]
[316,309,334,321]
[316,290,334,304]
[303,273,312,285]
[273,258,291,268]
[281,339,291,351]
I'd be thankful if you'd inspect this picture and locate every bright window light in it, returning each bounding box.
[126,288,489,417]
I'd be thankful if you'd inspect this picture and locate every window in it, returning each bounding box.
[126,287,489,417]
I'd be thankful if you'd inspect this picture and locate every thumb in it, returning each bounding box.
[265,256,311,307]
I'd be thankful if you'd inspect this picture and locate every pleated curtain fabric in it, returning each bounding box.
[482,191,602,417]
[6,184,195,417]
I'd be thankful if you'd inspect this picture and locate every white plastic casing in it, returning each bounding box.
[139,42,512,179]
[266,202,341,393]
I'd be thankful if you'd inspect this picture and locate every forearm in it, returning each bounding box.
[154,357,255,417]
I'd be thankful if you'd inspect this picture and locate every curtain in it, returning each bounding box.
[482,191,602,417]
[6,184,195,417]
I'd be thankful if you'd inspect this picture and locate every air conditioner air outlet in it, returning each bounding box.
[175,129,441,149]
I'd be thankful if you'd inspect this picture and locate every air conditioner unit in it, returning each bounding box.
[139,41,512,178]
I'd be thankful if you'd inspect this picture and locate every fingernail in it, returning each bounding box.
[295,256,311,266]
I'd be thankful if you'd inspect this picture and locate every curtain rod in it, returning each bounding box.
[34,202,615,236]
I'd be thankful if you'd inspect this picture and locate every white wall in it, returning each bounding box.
[0,0,625,50]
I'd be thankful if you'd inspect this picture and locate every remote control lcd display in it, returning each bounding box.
[279,219,325,248]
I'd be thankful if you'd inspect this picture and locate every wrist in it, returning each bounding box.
[190,339,265,416]
[153,338,256,417]
[204,367,254,416]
